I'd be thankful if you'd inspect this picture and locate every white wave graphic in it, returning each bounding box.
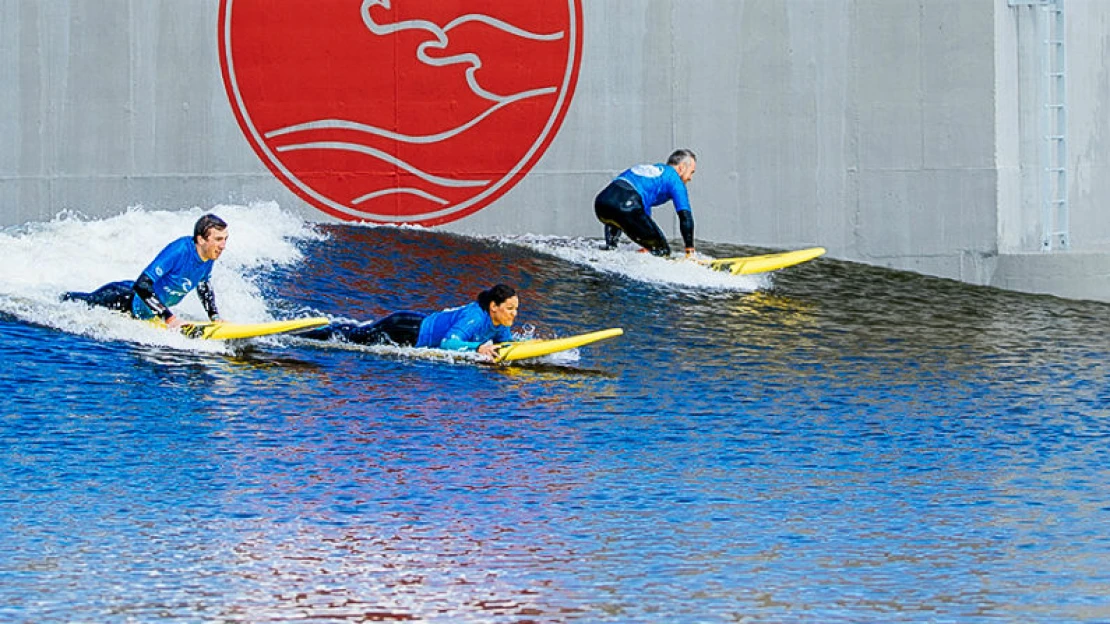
[352,188,448,206]
[265,92,537,144]
[275,141,490,189]
[226,0,575,219]
[264,1,562,143]
[361,0,563,103]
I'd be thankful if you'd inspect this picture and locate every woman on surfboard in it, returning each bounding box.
[594,149,697,258]
[303,284,518,359]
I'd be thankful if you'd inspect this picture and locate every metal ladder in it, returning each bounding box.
[1010,0,1069,251]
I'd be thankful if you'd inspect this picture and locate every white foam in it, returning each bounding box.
[500,234,768,292]
[0,201,325,350]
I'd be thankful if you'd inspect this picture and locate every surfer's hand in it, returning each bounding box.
[165,315,184,329]
[477,342,499,360]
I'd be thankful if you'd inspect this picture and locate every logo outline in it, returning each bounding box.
[218,0,584,226]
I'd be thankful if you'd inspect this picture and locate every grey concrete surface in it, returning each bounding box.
[2,0,1109,301]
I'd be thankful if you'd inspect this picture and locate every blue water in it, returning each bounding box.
[3,204,1110,622]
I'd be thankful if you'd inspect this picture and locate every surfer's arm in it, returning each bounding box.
[479,327,514,358]
[462,326,514,358]
[677,209,695,254]
[668,173,695,253]
[133,273,174,321]
[435,311,492,352]
[439,324,496,353]
[196,280,220,321]
[439,336,483,352]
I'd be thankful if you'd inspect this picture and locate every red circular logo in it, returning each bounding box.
[219,0,583,225]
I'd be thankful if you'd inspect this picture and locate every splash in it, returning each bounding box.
[499,234,769,292]
[0,201,325,350]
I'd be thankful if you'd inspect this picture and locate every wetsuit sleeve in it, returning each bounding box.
[439,314,487,351]
[439,326,484,351]
[668,172,692,214]
[196,280,220,321]
[133,273,173,321]
[439,337,483,351]
[678,210,695,249]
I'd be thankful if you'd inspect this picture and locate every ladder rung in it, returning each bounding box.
[1045,135,1065,140]
[1047,167,1066,172]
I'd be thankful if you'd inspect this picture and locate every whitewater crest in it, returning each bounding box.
[498,234,768,292]
[0,201,324,350]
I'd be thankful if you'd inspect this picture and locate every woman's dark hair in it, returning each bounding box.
[194,213,228,241]
[477,284,517,312]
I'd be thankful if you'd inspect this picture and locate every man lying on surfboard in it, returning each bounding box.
[595,148,697,258]
[62,214,228,328]
[302,284,518,360]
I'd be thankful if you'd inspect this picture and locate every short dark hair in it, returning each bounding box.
[667,149,697,167]
[477,284,517,312]
[194,214,227,241]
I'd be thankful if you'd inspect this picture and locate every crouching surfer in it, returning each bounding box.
[594,148,697,258]
[302,284,518,360]
[61,214,228,327]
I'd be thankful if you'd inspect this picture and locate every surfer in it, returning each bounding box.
[594,149,697,258]
[61,214,228,328]
[303,284,518,359]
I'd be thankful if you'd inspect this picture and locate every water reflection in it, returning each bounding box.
[5,227,1110,622]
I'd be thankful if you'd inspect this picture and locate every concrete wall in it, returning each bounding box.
[2,0,1109,301]
[465,0,1000,282]
[992,0,1110,300]
[0,0,297,223]
[1057,1,1110,251]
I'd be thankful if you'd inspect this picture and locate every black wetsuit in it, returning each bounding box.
[61,274,219,321]
[62,281,136,313]
[300,311,426,346]
[594,177,694,257]
[594,179,670,255]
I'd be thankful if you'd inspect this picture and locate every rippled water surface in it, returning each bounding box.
[3,205,1110,623]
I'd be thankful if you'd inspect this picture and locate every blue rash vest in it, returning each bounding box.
[617,163,692,217]
[130,236,215,320]
[415,301,513,351]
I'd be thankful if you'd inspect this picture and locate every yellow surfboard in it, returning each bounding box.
[708,247,826,275]
[494,328,624,364]
[153,316,330,340]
